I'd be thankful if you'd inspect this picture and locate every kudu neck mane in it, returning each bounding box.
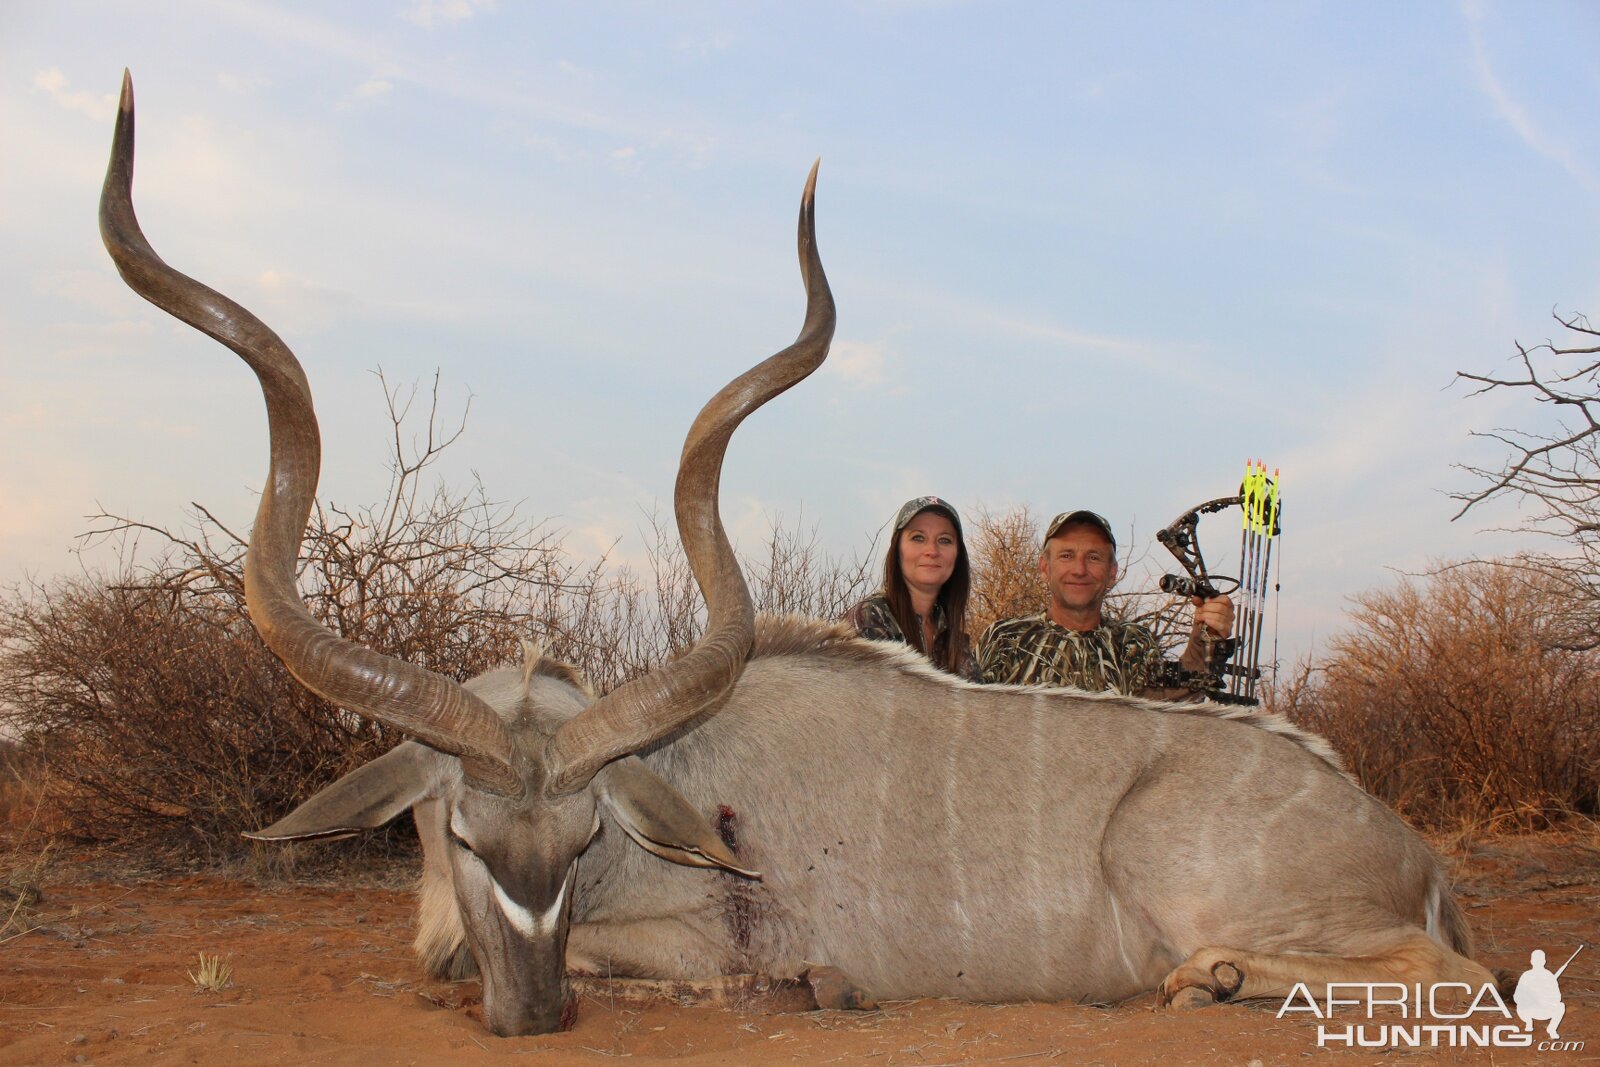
[742,615,1347,778]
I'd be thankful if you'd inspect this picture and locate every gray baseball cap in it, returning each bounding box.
[1042,509,1115,551]
[892,496,963,536]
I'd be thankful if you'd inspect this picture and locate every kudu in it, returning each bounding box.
[101,72,1495,1037]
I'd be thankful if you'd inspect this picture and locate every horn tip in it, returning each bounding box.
[803,158,820,203]
[119,69,133,110]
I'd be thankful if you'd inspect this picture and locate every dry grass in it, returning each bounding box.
[187,951,234,993]
[0,742,56,939]
[0,846,51,941]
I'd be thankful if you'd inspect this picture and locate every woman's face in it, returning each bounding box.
[897,511,960,600]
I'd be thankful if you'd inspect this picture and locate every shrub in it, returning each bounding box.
[0,380,881,859]
[1273,560,1600,830]
[967,505,1042,639]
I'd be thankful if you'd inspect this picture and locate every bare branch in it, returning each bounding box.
[4,372,887,856]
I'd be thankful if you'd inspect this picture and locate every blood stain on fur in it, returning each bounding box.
[715,804,739,853]
[712,804,755,955]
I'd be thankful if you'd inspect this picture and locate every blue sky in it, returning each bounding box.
[3,0,1598,670]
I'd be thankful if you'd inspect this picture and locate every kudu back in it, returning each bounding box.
[100,72,1494,1036]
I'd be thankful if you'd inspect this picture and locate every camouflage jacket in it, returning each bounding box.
[843,593,979,681]
[973,613,1198,699]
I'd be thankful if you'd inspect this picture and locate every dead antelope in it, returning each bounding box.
[101,71,1495,1037]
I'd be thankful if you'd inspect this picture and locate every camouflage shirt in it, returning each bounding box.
[844,593,978,680]
[973,613,1189,697]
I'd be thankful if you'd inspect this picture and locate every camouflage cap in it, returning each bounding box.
[1042,509,1116,551]
[892,495,963,536]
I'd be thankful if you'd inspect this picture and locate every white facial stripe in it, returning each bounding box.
[492,869,569,939]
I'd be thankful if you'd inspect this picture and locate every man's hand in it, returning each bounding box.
[1191,595,1234,640]
[1178,595,1235,673]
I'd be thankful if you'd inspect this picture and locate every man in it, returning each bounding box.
[974,510,1234,698]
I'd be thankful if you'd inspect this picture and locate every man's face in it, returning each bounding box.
[1039,524,1118,621]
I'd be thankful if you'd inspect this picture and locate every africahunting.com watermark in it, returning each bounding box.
[1276,946,1584,1051]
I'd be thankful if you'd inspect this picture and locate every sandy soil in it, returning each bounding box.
[2,834,1596,1066]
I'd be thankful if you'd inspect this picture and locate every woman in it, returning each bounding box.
[844,496,976,679]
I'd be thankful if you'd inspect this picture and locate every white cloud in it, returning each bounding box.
[673,32,735,59]
[255,269,356,334]
[205,1,669,145]
[525,132,577,163]
[32,68,117,122]
[897,286,1221,391]
[1463,0,1597,193]
[47,319,157,363]
[2,402,54,431]
[338,76,395,109]
[35,269,151,319]
[401,0,497,30]
[610,146,637,161]
[216,72,269,95]
[823,338,891,391]
[0,453,89,561]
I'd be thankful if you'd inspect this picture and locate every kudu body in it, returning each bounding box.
[101,73,1493,1037]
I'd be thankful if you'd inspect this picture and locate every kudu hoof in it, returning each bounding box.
[1492,967,1518,999]
[1165,985,1218,1011]
[1210,961,1243,1000]
[804,965,878,1011]
[1160,960,1242,1010]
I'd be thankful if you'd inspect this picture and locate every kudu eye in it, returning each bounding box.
[447,824,478,856]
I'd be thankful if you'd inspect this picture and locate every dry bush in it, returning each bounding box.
[0,517,868,862]
[0,738,52,935]
[0,378,588,859]
[527,511,873,694]
[747,515,875,621]
[1277,560,1600,831]
[91,374,571,681]
[0,739,46,838]
[0,574,402,856]
[0,378,875,863]
[967,505,1042,638]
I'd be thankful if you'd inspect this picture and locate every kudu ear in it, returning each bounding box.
[595,758,761,880]
[245,742,442,843]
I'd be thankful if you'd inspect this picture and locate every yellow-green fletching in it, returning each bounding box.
[1242,462,1265,534]
[1239,462,1280,537]
[1267,469,1280,538]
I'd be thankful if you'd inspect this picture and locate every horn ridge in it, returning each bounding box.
[546,161,835,794]
[99,72,519,795]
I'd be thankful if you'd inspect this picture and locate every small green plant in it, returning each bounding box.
[187,951,234,993]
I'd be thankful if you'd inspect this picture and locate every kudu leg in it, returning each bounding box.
[1158,933,1496,1010]
[566,917,732,979]
[567,923,875,1011]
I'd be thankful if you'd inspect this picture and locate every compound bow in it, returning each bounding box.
[1155,461,1281,705]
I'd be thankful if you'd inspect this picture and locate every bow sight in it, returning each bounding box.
[1156,462,1281,705]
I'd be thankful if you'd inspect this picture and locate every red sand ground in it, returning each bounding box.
[2,834,1596,1066]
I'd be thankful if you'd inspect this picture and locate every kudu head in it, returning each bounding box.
[98,71,833,1036]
